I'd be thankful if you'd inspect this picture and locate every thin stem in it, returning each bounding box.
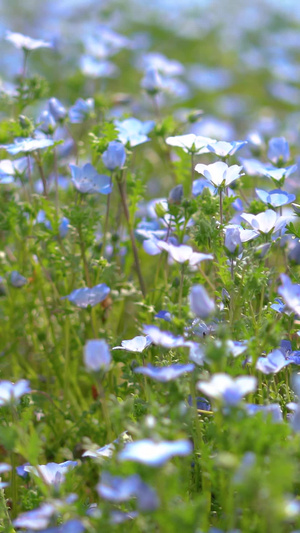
[34,152,48,197]
[53,147,59,215]
[102,172,113,257]
[27,155,34,196]
[63,316,70,408]
[219,188,223,224]
[78,223,91,287]
[117,179,146,298]
[178,263,185,318]
[230,258,234,281]
[22,49,29,80]
[191,152,195,191]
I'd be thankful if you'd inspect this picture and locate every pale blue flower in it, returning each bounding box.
[166,133,216,155]
[197,373,257,405]
[0,380,31,405]
[192,178,217,196]
[48,98,67,121]
[59,217,70,238]
[102,141,126,171]
[226,340,248,358]
[195,161,243,188]
[256,188,295,208]
[1,138,54,155]
[62,284,110,308]
[113,335,152,352]
[239,157,270,176]
[205,140,247,157]
[268,136,289,164]
[189,285,215,318]
[5,31,52,51]
[156,241,213,266]
[69,98,94,123]
[97,472,159,511]
[119,439,193,466]
[155,310,171,322]
[224,227,242,254]
[84,340,111,371]
[256,349,291,374]
[134,363,194,382]
[38,110,56,134]
[25,461,77,486]
[0,158,28,184]
[142,325,186,348]
[115,118,155,147]
[240,209,292,236]
[141,52,184,76]
[80,55,118,78]
[188,342,205,365]
[245,403,282,422]
[13,503,55,530]
[70,163,112,194]
[10,271,27,287]
[278,274,300,315]
[260,165,297,182]
[141,67,164,94]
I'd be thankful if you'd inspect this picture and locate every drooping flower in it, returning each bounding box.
[134,363,194,382]
[70,163,112,194]
[195,161,243,188]
[256,188,295,208]
[69,98,94,123]
[5,31,52,51]
[115,117,155,147]
[189,285,215,318]
[48,98,67,121]
[119,439,193,466]
[1,138,54,155]
[197,373,257,405]
[0,380,30,405]
[84,340,111,371]
[113,335,152,352]
[102,141,126,171]
[62,284,110,308]
[25,461,77,486]
[256,349,291,374]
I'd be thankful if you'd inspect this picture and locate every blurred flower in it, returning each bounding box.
[62,284,110,308]
[189,285,215,318]
[141,67,164,94]
[224,227,242,254]
[69,98,94,123]
[113,335,152,352]
[1,138,54,155]
[5,31,52,51]
[102,141,126,171]
[38,110,56,134]
[84,340,111,371]
[259,165,297,182]
[0,380,31,405]
[278,274,300,315]
[143,325,186,348]
[245,403,283,422]
[156,241,213,266]
[59,217,70,238]
[195,161,243,188]
[119,439,193,466]
[25,461,77,486]
[48,98,67,121]
[155,310,171,322]
[80,56,118,78]
[10,271,27,287]
[134,363,194,382]
[197,373,257,405]
[168,184,183,205]
[256,349,291,374]
[0,157,28,184]
[268,136,289,164]
[70,163,112,194]
[13,503,55,530]
[97,472,159,511]
[255,188,295,208]
[115,117,155,147]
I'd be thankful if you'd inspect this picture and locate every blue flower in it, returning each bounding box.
[195,161,243,188]
[166,133,216,155]
[256,188,296,208]
[278,274,300,315]
[205,140,247,157]
[245,403,283,422]
[5,31,52,51]
[268,136,290,164]
[256,349,291,374]
[197,373,257,406]
[62,284,110,308]
[13,503,55,530]
[240,209,291,237]
[224,227,242,254]
[0,158,28,184]
[38,110,56,134]
[192,178,217,197]
[80,56,118,78]
[1,138,54,155]
[69,98,94,123]
[113,335,152,352]
[118,439,193,466]
[84,340,111,372]
[260,165,297,182]
[155,310,172,322]
[25,461,77,486]
[97,472,159,511]
[102,140,126,171]
[10,271,28,287]
[70,163,112,194]
[59,217,70,238]
[143,325,186,348]
[0,380,31,405]
[115,118,155,147]
[48,98,67,121]
[189,285,215,318]
[134,363,195,382]
[156,241,213,266]
[141,67,164,94]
